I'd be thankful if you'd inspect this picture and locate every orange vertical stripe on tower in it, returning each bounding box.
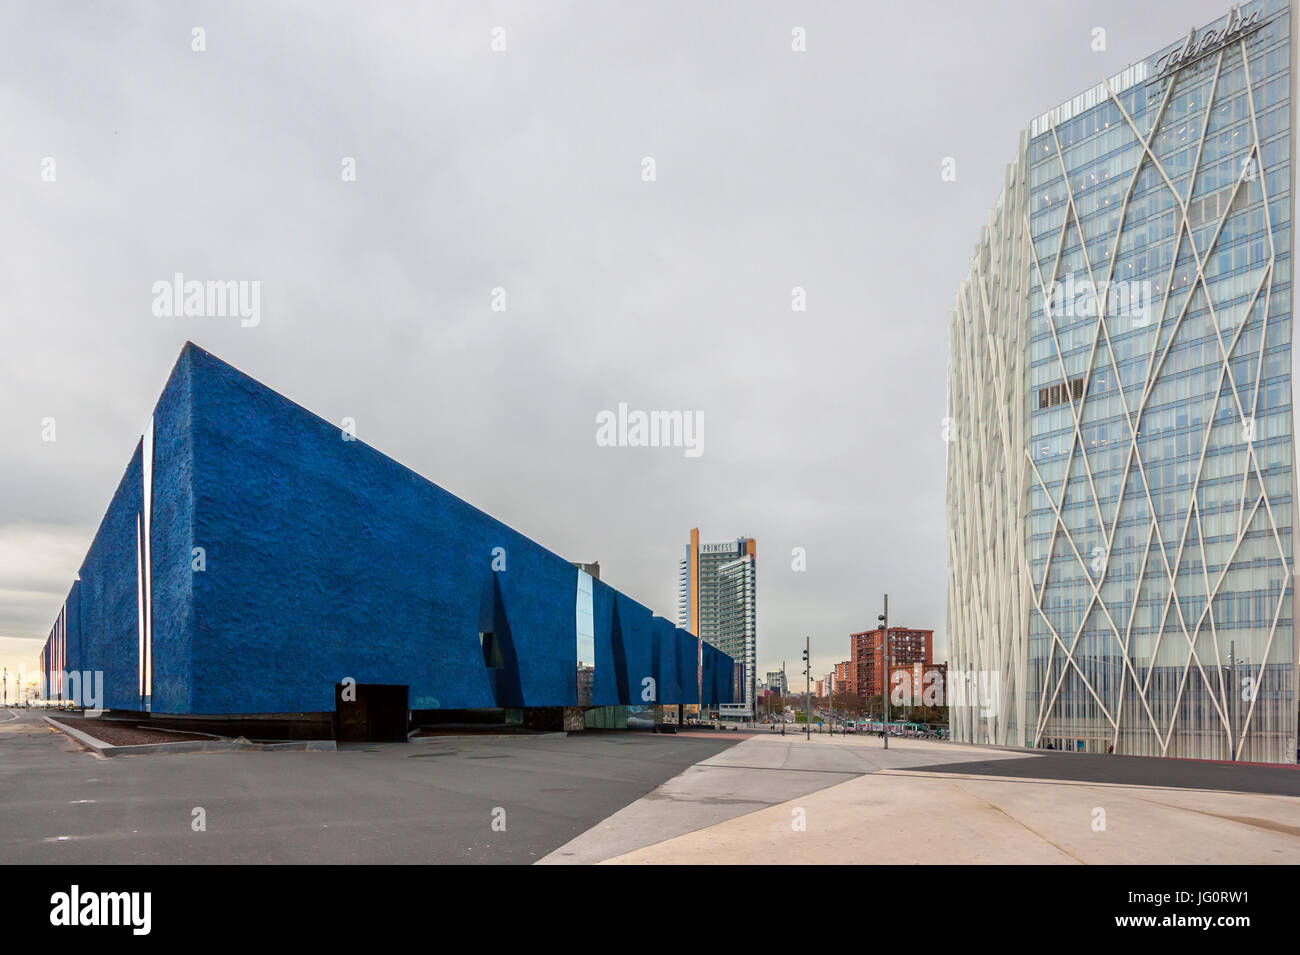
[689,527,700,637]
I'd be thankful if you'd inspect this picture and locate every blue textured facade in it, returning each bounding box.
[40,343,733,716]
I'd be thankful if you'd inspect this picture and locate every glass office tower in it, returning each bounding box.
[679,529,757,716]
[947,0,1297,762]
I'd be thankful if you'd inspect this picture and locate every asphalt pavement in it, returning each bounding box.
[0,710,740,863]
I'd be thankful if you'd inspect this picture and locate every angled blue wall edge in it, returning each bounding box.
[41,342,735,715]
[75,440,145,711]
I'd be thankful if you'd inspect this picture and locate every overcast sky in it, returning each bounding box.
[0,0,1238,683]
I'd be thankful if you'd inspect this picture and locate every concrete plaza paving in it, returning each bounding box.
[6,709,1297,864]
[541,734,1300,864]
[537,731,1033,863]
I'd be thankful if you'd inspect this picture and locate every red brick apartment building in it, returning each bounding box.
[832,660,854,697]
[849,627,933,701]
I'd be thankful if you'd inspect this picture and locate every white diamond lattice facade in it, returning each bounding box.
[947,0,1298,763]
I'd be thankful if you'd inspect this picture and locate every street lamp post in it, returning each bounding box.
[1229,639,1237,762]
[878,594,889,750]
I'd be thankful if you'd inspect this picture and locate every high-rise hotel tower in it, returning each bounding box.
[947,0,1297,762]
[679,529,756,715]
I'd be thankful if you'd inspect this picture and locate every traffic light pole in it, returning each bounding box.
[803,636,810,741]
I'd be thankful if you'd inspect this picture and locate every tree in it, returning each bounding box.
[831,691,863,717]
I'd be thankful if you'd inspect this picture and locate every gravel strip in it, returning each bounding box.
[51,717,216,746]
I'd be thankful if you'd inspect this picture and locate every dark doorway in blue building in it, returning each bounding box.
[334,683,409,742]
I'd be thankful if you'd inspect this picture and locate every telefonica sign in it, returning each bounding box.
[1154,4,1264,76]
